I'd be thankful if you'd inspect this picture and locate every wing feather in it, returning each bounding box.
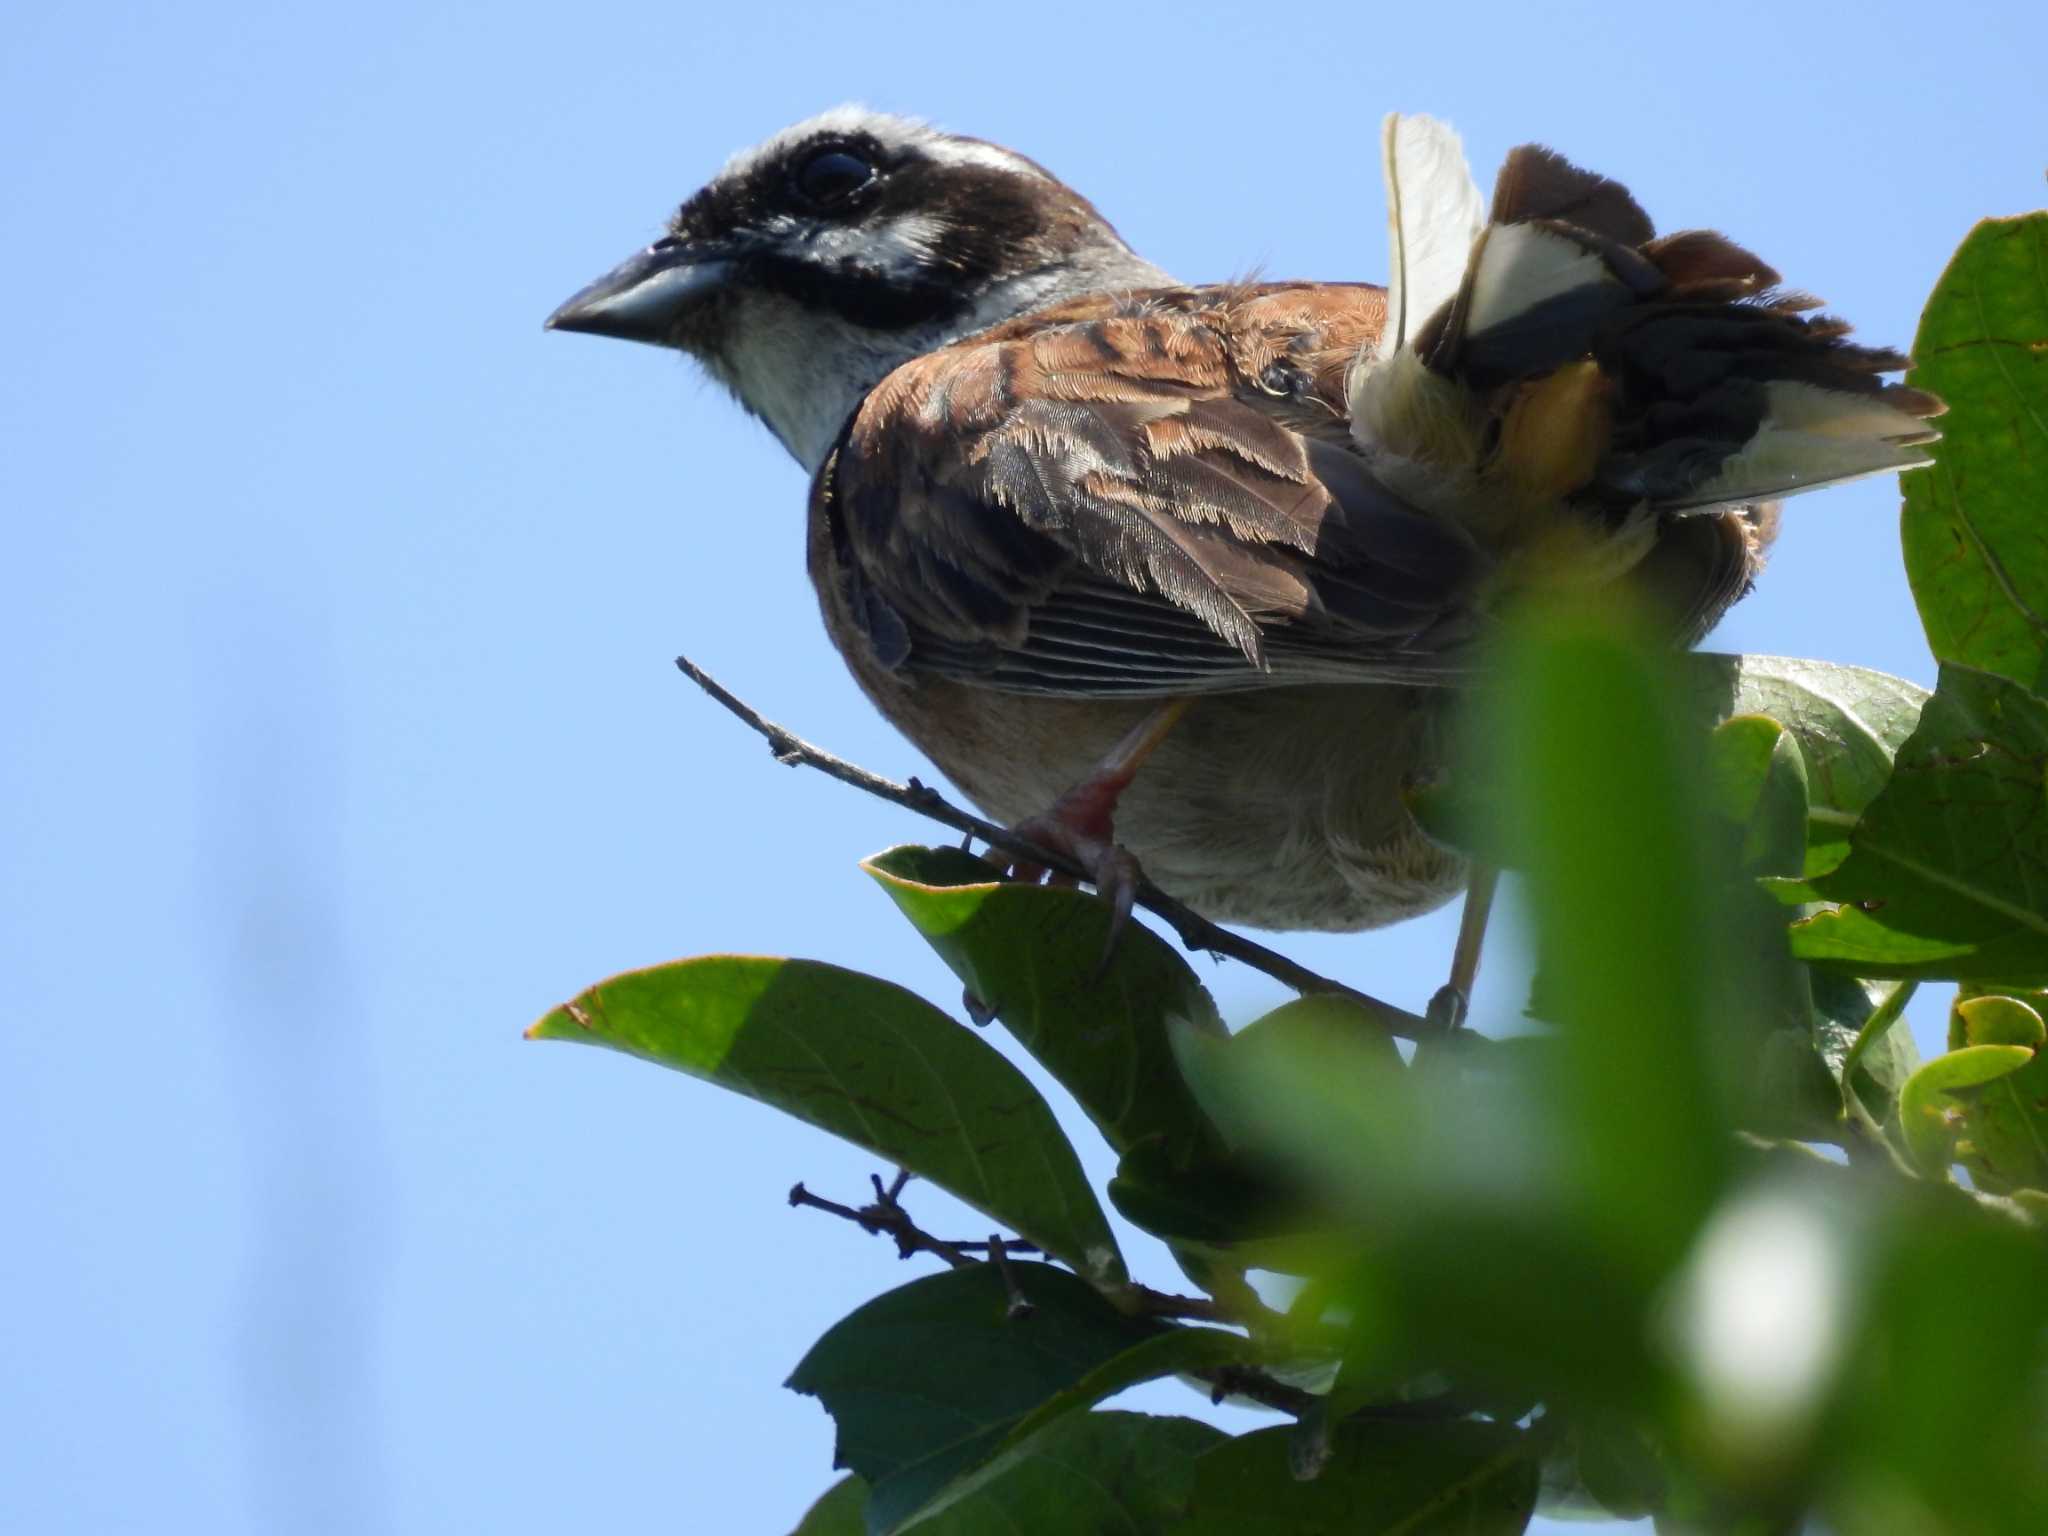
[822,289,1485,698]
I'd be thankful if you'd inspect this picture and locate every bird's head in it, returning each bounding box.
[546,107,1170,471]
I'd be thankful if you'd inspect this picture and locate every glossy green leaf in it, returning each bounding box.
[792,1414,1228,1536]
[1793,666,2048,981]
[1949,991,2048,1194]
[1900,214,2048,694]
[528,956,1123,1282]
[1690,654,1927,881]
[787,1262,1216,1534]
[1814,974,1920,1125]
[864,845,1226,1166]
[1953,992,2047,1049]
[1183,1419,1539,1534]
[1898,1044,2037,1177]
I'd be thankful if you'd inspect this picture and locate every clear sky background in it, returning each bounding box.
[3,2,2041,1531]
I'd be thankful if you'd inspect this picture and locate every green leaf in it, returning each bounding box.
[1949,991,2048,1193]
[863,845,1226,1166]
[528,956,1123,1282]
[1183,1419,1540,1534]
[791,1477,867,1536]
[1492,607,1737,1270]
[1829,1190,2048,1532]
[1177,996,1405,1145]
[1689,654,1928,883]
[1707,715,1810,878]
[1953,991,2048,1049]
[1900,214,2048,694]
[793,1414,1229,1536]
[1424,655,1926,881]
[1897,1044,2037,1177]
[787,1262,1226,1534]
[1106,1137,1328,1272]
[1792,665,2048,981]
[1814,974,1920,1124]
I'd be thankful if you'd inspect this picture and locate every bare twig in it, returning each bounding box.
[675,654,1437,1039]
[1208,1364,1319,1416]
[987,1233,1036,1320]
[789,1181,977,1269]
[790,1175,1323,1417]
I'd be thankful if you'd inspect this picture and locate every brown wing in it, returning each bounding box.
[817,285,1488,698]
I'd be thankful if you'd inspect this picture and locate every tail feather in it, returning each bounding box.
[1350,117,1942,522]
[1376,114,1486,358]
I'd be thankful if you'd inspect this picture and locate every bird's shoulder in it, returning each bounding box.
[848,280,1389,441]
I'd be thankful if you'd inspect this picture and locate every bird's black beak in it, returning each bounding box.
[544,238,734,346]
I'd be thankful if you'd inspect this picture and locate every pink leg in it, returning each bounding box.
[1001,699,1191,943]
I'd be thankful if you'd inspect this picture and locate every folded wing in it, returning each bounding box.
[817,291,1487,697]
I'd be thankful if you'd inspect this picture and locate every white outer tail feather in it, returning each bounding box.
[1351,114,1937,515]
[1375,114,1485,359]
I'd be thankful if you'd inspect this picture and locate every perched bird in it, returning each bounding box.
[547,107,1939,944]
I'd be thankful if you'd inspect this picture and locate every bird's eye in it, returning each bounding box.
[794,147,876,209]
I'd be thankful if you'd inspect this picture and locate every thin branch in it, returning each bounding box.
[987,1233,1037,1320]
[788,1181,977,1269]
[790,1176,1324,1417]
[1207,1364,1319,1417]
[675,654,1437,1040]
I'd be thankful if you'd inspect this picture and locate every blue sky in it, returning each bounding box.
[3,2,2041,1530]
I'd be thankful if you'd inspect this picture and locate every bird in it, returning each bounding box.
[546,106,1940,960]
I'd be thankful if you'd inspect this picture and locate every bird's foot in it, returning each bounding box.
[999,777,1144,958]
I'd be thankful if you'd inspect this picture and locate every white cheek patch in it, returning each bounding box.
[864,213,951,284]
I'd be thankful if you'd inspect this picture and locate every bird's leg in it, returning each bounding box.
[1003,698,1192,941]
[1425,864,1499,1031]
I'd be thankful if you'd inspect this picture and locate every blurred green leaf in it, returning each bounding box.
[1707,715,1811,878]
[1171,996,1405,1153]
[1793,666,2048,982]
[1562,1418,1668,1522]
[1899,214,2048,694]
[787,1262,1219,1534]
[1182,1419,1540,1534]
[1491,605,1738,1270]
[864,846,1226,1167]
[1826,1189,2048,1534]
[1898,1044,2037,1177]
[1422,655,1924,883]
[1206,610,1749,1417]
[1106,1137,1328,1273]
[792,1414,1228,1536]
[528,957,1123,1282]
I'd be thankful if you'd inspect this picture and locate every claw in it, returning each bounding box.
[1424,982,1470,1032]
[988,699,1191,968]
[1001,795,1147,968]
